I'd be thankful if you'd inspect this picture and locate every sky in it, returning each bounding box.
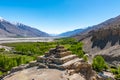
[0,0,120,34]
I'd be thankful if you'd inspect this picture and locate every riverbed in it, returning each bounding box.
[0,37,58,44]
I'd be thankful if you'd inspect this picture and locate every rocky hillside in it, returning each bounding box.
[73,15,120,65]
[0,18,49,37]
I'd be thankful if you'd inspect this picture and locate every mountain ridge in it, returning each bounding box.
[58,29,84,37]
[58,15,120,38]
[0,18,49,37]
[72,15,120,65]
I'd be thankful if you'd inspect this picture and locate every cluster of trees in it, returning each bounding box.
[0,38,84,76]
[0,53,34,75]
[3,38,84,58]
[56,38,77,44]
[2,38,85,59]
[0,48,5,52]
[4,42,56,56]
[0,38,90,77]
[68,42,84,58]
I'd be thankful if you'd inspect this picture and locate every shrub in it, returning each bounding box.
[0,53,34,72]
[0,48,5,52]
[0,71,3,76]
[110,66,120,80]
[83,55,88,62]
[115,74,120,80]
[110,68,118,74]
[92,55,108,72]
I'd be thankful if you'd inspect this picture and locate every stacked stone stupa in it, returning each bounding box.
[37,45,84,70]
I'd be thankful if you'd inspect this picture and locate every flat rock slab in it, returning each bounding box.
[3,67,67,80]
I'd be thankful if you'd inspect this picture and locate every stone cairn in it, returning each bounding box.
[9,45,111,80]
[11,45,82,71]
[37,45,84,70]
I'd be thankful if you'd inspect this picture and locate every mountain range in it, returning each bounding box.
[72,15,120,65]
[0,18,49,37]
[51,15,120,65]
[59,15,120,37]
[58,29,84,37]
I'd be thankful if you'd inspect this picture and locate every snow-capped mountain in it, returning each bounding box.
[0,17,49,37]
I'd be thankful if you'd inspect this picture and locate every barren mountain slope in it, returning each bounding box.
[74,15,120,65]
[0,18,49,37]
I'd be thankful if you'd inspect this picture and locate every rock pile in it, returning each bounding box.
[37,45,84,70]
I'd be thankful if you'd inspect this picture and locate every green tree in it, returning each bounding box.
[69,42,84,58]
[92,55,107,72]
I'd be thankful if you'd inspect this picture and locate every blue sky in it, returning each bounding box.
[0,0,120,34]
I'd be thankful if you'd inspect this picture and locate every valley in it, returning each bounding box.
[1,0,120,80]
[1,15,120,80]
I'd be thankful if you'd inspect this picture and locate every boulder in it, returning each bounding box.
[49,48,56,54]
[69,73,86,80]
[53,58,62,64]
[47,64,64,70]
[44,52,50,57]
[56,48,68,53]
[37,56,46,63]
[66,69,76,75]
[28,61,38,67]
[38,63,48,68]
[61,58,83,69]
[71,61,98,80]
[55,51,72,58]
[11,65,25,73]
[60,55,78,64]
[56,45,65,49]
